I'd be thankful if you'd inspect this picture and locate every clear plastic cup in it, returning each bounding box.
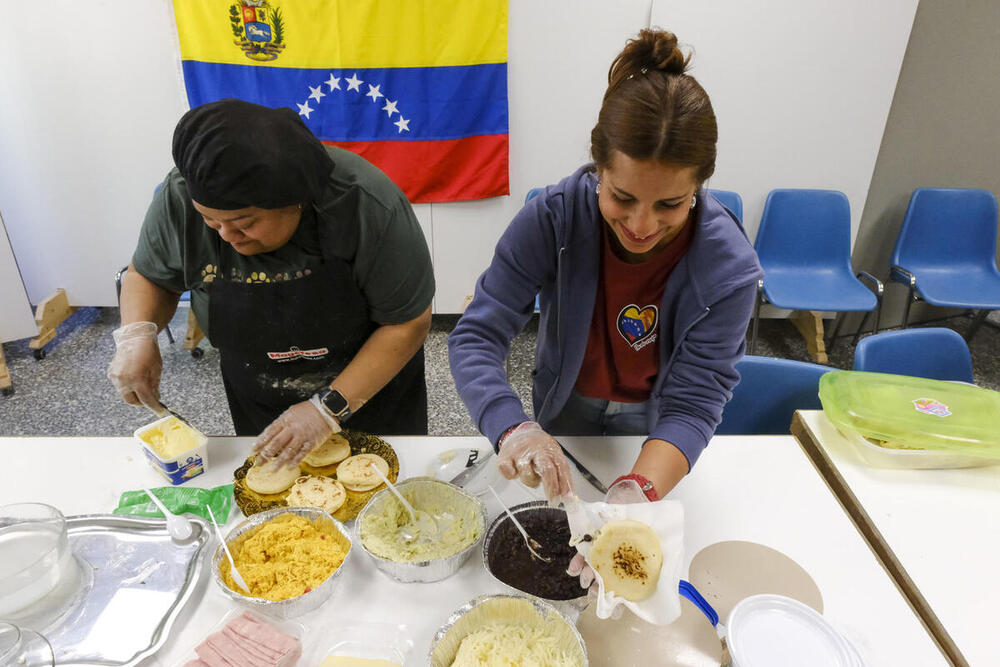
[0,622,55,666]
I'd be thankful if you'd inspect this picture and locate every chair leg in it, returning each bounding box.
[749,282,763,354]
[901,286,915,329]
[825,313,844,350]
[850,310,871,346]
[965,310,990,343]
[164,326,175,345]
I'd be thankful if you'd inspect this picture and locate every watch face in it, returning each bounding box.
[322,390,350,415]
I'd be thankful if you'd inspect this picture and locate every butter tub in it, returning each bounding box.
[134,415,208,485]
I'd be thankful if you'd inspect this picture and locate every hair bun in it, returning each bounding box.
[608,29,689,87]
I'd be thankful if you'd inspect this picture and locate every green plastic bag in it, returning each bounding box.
[114,484,234,523]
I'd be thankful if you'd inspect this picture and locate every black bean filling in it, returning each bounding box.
[487,509,582,600]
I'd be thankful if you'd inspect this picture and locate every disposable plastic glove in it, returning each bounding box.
[566,477,649,608]
[107,322,162,411]
[496,421,575,501]
[252,396,341,468]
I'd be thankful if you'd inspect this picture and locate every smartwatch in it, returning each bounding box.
[317,388,353,422]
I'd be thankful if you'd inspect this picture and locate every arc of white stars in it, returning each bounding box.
[325,73,341,91]
[345,73,363,92]
[394,116,410,133]
[308,85,326,103]
[382,99,398,117]
[366,84,383,102]
[297,101,313,119]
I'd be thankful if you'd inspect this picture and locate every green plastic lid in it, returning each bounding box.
[818,371,1000,458]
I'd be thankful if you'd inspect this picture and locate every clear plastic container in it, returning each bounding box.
[836,426,997,470]
[178,608,306,664]
[0,622,54,666]
[134,415,208,485]
[818,371,1000,460]
[726,594,862,667]
[0,504,73,617]
[305,622,413,666]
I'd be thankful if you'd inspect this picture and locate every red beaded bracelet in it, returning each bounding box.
[612,473,659,502]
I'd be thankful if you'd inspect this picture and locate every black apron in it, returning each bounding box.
[208,214,427,436]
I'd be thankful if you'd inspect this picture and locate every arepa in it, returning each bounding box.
[286,475,347,514]
[337,453,390,491]
[245,459,301,495]
[590,519,663,601]
[302,433,351,467]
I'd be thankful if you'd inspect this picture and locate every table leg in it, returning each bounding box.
[0,344,12,396]
[790,310,828,364]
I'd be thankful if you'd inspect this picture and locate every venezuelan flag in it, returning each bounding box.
[173,0,508,203]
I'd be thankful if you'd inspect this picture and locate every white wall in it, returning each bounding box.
[0,0,917,316]
[652,0,918,245]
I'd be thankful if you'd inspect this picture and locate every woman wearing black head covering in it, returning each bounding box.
[108,99,434,465]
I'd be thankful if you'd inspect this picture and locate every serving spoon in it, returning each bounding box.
[142,487,193,541]
[367,463,439,543]
[487,485,551,563]
[206,505,250,595]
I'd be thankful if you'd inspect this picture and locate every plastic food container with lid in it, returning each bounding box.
[818,371,1000,465]
[134,415,209,485]
[725,594,862,666]
[0,504,73,618]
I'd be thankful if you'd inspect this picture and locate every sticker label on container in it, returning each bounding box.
[913,397,951,417]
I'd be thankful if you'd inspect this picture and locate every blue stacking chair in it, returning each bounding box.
[716,355,832,435]
[890,188,1000,341]
[853,327,974,383]
[750,189,883,354]
[708,189,743,222]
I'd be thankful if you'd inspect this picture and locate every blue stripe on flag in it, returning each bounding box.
[181,62,508,142]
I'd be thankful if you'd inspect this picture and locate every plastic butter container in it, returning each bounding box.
[818,371,1000,467]
[134,415,208,485]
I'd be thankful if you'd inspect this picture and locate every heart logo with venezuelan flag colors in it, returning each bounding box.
[617,304,658,347]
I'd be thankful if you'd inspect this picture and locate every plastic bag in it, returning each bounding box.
[113,484,234,523]
[564,497,685,626]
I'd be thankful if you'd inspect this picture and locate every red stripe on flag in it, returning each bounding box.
[322,135,509,204]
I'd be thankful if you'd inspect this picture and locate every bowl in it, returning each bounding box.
[483,501,587,620]
[429,593,588,667]
[0,504,73,617]
[211,507,352,619]
[135,416,208,485]
[356,477,486,583]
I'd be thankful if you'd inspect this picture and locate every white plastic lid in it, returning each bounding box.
[727,595,863,667]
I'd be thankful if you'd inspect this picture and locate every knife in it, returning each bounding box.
[449,449,495,487]
[157,402,196,430]
[558,444,609,494]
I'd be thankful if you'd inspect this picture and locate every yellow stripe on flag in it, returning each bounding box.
[173,0,507,68]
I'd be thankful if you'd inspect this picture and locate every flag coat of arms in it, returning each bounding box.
[173,0,509,203]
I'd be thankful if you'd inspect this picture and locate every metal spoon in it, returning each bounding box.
[206,505,250,595]
[142,487,193,541]
[487,485,551,563]
[367,463,438,542]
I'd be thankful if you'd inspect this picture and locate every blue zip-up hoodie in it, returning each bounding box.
[449,165,763,469]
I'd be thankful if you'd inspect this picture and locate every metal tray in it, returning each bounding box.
[8,514,209,666]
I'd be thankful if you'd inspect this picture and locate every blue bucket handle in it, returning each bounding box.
[679,579,719,627]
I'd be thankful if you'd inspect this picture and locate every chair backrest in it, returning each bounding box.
[890,188,1000,271]
[853,327,973,383]
[755,189,853,272]
[708,189,743,222]
[525,187,544,205]
[716,355,832,435]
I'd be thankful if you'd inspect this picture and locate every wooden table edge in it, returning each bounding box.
[790,411,968,667]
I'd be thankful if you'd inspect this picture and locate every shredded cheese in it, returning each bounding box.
[450,623,580,667]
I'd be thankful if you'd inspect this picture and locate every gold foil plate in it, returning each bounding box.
[233,429,399,521]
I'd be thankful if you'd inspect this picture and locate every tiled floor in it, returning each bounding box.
[1,306,997,437]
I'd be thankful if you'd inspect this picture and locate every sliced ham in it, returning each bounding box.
[189,612,301,666]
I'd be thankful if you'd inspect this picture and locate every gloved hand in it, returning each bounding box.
[252,397,340,468]
[566,477,651,605]
[496,421,574,501]
[107,322,162,411]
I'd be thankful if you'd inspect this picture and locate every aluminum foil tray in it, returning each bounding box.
[7,514,209,666]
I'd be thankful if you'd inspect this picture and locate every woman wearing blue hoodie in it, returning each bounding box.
[448,29,762,504]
